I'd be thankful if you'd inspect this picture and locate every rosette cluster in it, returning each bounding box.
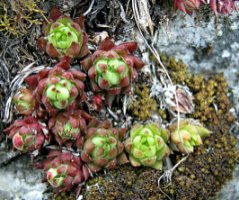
[4,7,145,194]
[3,5,214,197]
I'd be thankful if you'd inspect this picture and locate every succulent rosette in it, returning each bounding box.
[174,0,201,14]
[48,110,94,148]
[13,88,36,115]
[81,37,144,107]
[81,120,128,173]
[4,116,48,152]
[124,123,170,170]
[208,0,237,15]
[35,150,89,193]
[169,120,212,153]
[25,58,86,116]
[38,6,89,60]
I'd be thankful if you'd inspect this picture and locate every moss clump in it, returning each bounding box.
[131,84,158,120]
[83,165,139,200]
[190,74,234,125]
[159,54,189,84]
[48,191,76,200]
[158,55,235,125]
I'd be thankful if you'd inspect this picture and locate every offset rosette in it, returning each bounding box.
[81,120,128,173]
[48,110,93,148]
[207,0,237,15]
[35,150,89,193]
[81,37,144,107]
[174,0,201,14]
[169,120,212,153]
[4,116,48,152]
[13,88,36,115]
[124,124,170,170]
[25,59,86,116]
[38,6,89,60]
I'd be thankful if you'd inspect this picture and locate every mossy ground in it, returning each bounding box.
[80,132,237,200]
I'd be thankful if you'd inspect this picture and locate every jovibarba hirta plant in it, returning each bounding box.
[169,120,212,153]
[124,123,170,170]
[35,150,90,194]
[81,37,145,107]
[25,58,86,116]
[48,110,93,148]
[38,6,89,60]
[4,116,48,152]
[81,120,129,173]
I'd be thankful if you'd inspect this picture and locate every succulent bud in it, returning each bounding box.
[45,78,77,110]
[124,124,170,170]
[13,88,36,115]
[169,120,212,153]
[38,7,89,60]
[47,167,65,187]
[4,116,48,152]
[81,120,128,173]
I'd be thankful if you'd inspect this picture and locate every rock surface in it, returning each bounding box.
[153,11,239,114]
[0,150,46,200]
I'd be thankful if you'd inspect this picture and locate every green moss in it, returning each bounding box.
[157,55,190,84]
